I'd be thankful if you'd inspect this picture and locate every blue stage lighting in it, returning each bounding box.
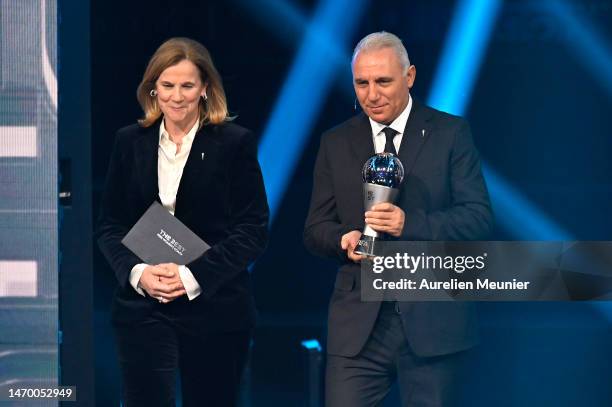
[231,0,307,46]
[542,0,612,97]
[300,339,322,351]
[427,0,575,240]
[428,0,502,116]
[258,0,366,221]
[483,164,573,240]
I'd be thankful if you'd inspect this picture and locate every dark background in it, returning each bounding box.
[65,0,612,405]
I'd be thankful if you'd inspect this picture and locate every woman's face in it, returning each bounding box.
[155,59,206,129]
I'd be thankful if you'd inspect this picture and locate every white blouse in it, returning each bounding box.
[129,119,202,301]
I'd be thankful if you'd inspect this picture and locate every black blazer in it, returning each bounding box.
[97,119,269,331]
[304,99,493,357]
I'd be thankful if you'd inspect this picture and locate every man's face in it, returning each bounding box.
[352,47,415,124]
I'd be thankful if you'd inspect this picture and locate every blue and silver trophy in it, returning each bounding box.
[354,153,405,257]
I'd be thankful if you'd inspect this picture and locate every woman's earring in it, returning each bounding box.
[149,89,157,97]
[202,91,208,101]
[354,99,357,111]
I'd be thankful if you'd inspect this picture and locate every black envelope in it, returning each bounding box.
[121,202,210,265]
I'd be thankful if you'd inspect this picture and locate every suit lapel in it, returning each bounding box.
[175,124,220,218]
[349,113,376,165]
[397,98,433,175]
[134,122,160,205]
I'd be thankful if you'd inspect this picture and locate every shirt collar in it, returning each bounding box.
[368,94,413,137]
[159,118,200,146]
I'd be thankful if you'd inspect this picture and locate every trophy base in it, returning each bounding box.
[354,235,381,257]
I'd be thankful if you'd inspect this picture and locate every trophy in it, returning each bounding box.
[354,153,405,257]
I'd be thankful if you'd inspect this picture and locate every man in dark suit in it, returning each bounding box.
[304,32,493,406]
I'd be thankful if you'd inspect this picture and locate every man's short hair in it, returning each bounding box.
[351,31,411,73]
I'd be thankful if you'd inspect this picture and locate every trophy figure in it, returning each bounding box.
[354,153,405,257]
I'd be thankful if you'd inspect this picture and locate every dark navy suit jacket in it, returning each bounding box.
[304,99,493,357]
[97,119,269,331]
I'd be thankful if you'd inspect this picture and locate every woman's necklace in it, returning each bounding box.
[170,132,186,154]
[167,119,195,154]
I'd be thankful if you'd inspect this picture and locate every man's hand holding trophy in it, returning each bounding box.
[354,152,405,257]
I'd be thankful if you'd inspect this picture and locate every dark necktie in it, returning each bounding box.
[382,127,398,155]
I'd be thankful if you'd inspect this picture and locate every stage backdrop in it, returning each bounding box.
[0,0,58,405]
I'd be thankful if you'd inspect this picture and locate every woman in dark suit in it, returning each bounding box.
[97,37,269,406]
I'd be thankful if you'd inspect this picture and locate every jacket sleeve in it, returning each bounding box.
[303,134,360,262]
[186,131,269,300]
[401,120,494,241]
[95,131,142,289]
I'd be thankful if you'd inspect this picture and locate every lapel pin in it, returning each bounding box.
[421,129,425,138]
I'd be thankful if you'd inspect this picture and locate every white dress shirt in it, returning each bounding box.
[129,119,202,301]
[369,95,413,154]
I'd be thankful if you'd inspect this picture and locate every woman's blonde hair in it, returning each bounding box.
[137,37,229,127]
